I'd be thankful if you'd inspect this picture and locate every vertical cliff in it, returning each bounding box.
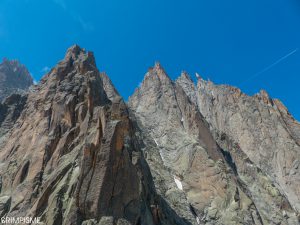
[0,46,193,225]
[176,74,300,224]
[129,64,268,225]
[0,47,299,225]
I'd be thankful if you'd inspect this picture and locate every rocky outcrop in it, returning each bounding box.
[0,46,191,225]
[176,74,300,224]
[0,59,33,102]
[0,46,299,225]
[194,78,300,211]
[0,93,28,147]
[129,64,266,225]
[101,72,120,102]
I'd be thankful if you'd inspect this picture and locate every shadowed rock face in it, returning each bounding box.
[0,46,299,225]
[0,59,33,102]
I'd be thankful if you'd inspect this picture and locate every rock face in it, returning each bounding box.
[0,46,299,225]
[0,58,33,102]
[176,75,300,224]
[129,65,262,225]
[0,46,187,225]
[195,79,300,208]
[128,65,299,225]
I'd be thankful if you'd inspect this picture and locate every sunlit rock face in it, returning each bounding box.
[0,46,299,225]
[129,67,299,225]
[177,74,300,224]
[0,46,183,225]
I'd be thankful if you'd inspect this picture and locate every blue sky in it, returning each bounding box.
[0,0,299,120]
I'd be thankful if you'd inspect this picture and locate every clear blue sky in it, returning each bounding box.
[0,0,299,120]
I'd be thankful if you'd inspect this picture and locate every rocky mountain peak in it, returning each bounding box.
[41,44,98,85]
[65,44,96,69]
[0,58,33,102]
[1,45,300,225]
[0,58,33,84]
[154,61,163,70]
[255,89,272,105]
[0,46,168,225]
[64,44,89,62]
[130,65,276,225]
[195,77,300,217]
[176,71,198,104]
[147,62,170,82]
[129,62,176,114]
[180,71,193,82]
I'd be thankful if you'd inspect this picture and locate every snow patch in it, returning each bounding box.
[174,176,183,190]
[154,138,158,146]
[181,117,184,122]
[196,217,200,224]
[159,149,166,162]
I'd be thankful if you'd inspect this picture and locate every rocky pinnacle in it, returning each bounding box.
[0,46,299,225]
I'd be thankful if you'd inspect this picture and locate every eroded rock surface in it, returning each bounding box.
[129,65,266,225]
[0,47,299,225]
[195,79,300,211]
[176,74,300,224]
[0,46,190,225]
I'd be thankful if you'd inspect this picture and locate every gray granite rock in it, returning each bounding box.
[1,46,299,225]
[176,73,300,224]
[0,58,33,102]
[129,64,265,225]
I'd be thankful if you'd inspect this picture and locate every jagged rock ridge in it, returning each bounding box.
[0,46,190,225]
[0,46,299,225]
[176,73,300,224]
[129,66,299,225]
